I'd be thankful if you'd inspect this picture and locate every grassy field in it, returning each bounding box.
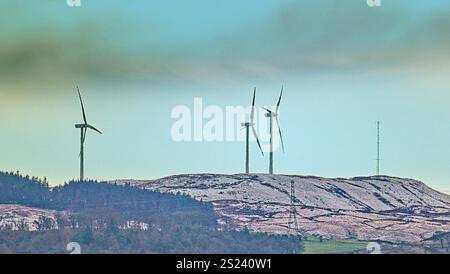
[302,236,368,254]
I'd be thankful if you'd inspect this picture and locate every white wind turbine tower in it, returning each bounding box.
[75,86,102,181]
[261,87,285,174]
[241,88,264,173]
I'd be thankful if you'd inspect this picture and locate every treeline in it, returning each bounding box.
[0,228,302,254]
[0,171,51,207]
[0,171,216,226]
[0,171,304,253]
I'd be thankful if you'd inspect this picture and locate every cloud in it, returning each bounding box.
[1,0,450,90]
[209,1,450,76]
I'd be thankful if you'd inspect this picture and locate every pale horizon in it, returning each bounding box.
[1,0,449,195]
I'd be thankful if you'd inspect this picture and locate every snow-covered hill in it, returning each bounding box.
[0,204,150,232]
[114,174,450,243]
[0,204,60,231]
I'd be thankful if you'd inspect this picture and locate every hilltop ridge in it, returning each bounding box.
[114,173,450,243]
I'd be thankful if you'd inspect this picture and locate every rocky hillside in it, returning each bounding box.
[0,204,60,231]
[0,172,304,253]
[114,174,450,243]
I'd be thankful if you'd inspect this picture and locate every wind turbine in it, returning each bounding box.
[262,87,285,174]
[75,86,102,181]
[241,88,264,173]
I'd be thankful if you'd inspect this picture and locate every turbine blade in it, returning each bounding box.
[82,127,87,144]
[276,86,283,114]
[275,116,285,153]
[87,124,102,134]
[250,87,256,124]
[260,106,273,114]
[251,125,264,156]
[77,86,88,124]
[79,128,87,158]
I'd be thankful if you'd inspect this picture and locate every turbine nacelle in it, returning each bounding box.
[261,106,279,117]
[264,111,278,118]
[241,122,254,127]
[75,123,102,134]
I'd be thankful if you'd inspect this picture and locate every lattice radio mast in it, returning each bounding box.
[288,180,299,233]
[376,121,380,176]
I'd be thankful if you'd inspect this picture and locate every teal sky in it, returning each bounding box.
[0,0,449,193]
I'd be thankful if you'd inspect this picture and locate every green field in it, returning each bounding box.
[302,236,368,254]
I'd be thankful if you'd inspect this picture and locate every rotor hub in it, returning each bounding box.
[75,123,87,129]
[265,112,277,118]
